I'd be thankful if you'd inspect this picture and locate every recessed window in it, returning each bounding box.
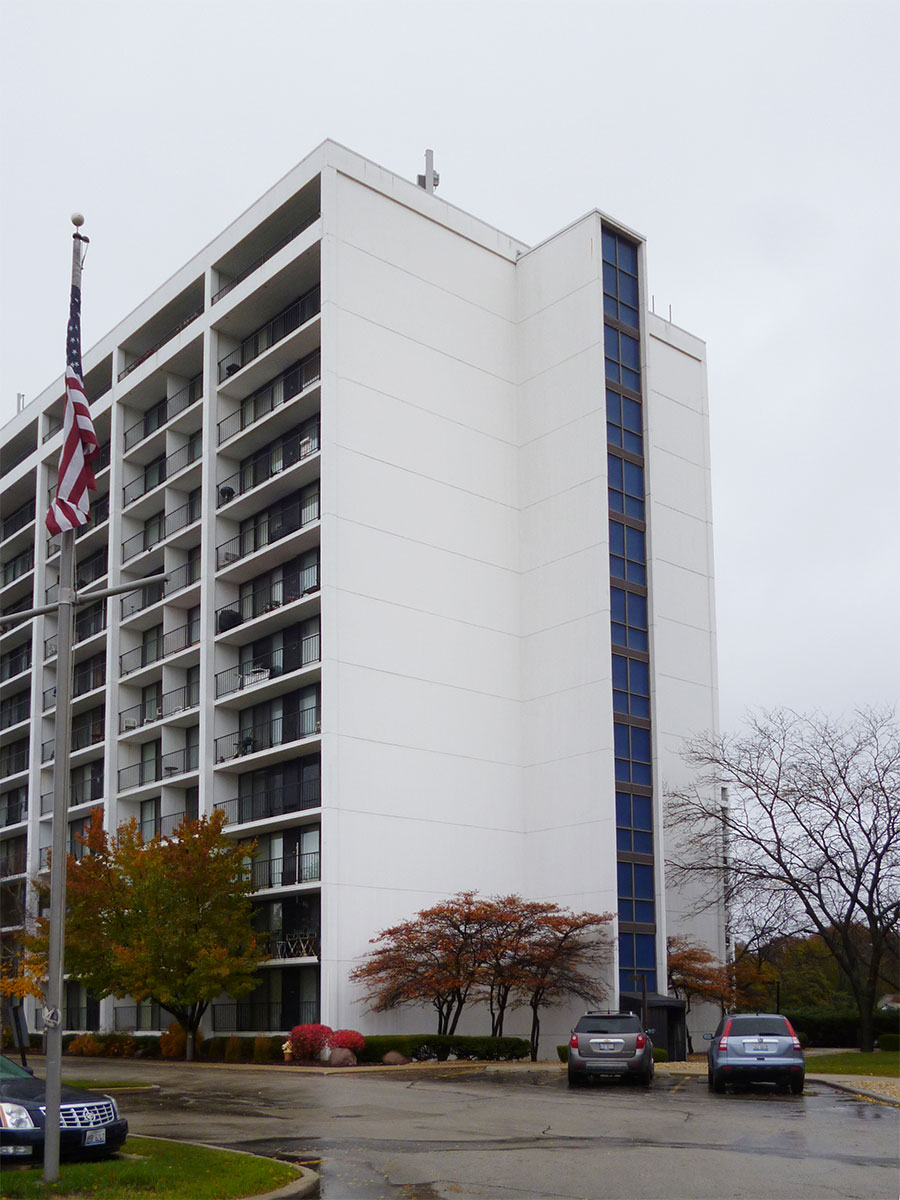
[609,520,646,586]
[608,454,644,520]
[611,587,648,653]
[614,721,652,785]
[615,791,653,854]
[612,655,650,719]
[607,388,642,454]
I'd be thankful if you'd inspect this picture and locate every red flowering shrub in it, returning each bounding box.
[330,1029,365,1054]
[287,1023,333,1061]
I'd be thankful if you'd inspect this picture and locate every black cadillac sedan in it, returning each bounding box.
[0,1054,128,1160]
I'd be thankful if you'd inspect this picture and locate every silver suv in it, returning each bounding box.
[705,1012,805,1094]
[567,1011,654,1087]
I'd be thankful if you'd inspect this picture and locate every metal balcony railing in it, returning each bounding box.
[216,493,319,570]
[217,287,320,383]
[2,548,34,586]
[119,682,199,732]
[0,695,30,730]
[41,776,104,814]
[0,745,29,776]
[114,1003,174,1032]
[0,852,27,878]
[42,716,105,762]
[119,620,199,675]
[123,377,203,451]
[211,214,320,305]
[215,565,319,634]
[45,609,107,659]
[1,797,27,827]
[210,999,319,1033]
[214,708,320,762]
[214,634,320,699]
[121,496,202,563]
[217,424,319,507]
[0,649,31,682]
[1,500,36,541]
[117,746,199,791]
[258,930,320,960]
[123,439,202,506]
[250,851,320,890]
[47,552,108,603]
[217,350,321,445]
[120,559,199,619]
[39,840,89,870]
[44,664,106,710]
[118,306,204,381]
[215,778,320,825]
[138,808,191,840]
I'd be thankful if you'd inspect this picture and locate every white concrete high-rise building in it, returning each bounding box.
[0,142,723,1052]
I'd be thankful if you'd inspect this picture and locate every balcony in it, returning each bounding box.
[212,213,319,304]
[217,351,321,445]
[119,682,199,732]
[119,620,199,675]
[215,779,320,825]
[215,566,319,635]
[42,715,105,762]
[44,663,106,711]
[1,797,27,828]
[118,306,204,382]
[118,746,198,792]
[251,851,320,890]
[215,709,320,763]
[216,492,319,570]
[123,377,202,452]
[217,425,319,509]
[0,648,31,683]
[1,548,34,588]
[44,608,107,659]
[113,1004,174,1032]
[215,634,320,700]
[217,287,320,384]
[121,497,201,563]
[0,744,29,776]
[210,999,318,1034]
[138,808,192,840]
[1,500,36,543]
[41,776,104,813]
[123,439,202,507]
[0,694,30,730]
[39,841,89,869]
[0,852,26,878]
[258,930,320,960]
[120,560,199,619]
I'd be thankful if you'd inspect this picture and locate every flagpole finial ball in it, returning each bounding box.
[71,213,85,228]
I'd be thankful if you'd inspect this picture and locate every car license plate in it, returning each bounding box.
[751,1040,772,1053]
[84,1128,106,1146]
[597,1040,616,1051]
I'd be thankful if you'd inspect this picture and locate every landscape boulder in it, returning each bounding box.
[382,1050,411,1066]
[328,1047,357,1067]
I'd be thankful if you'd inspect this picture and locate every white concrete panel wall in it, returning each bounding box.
[321,172,524,1026]
[645,315,724,1039]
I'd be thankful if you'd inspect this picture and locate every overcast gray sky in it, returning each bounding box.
[1,0,897,733]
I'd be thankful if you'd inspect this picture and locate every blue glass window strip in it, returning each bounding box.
[614,720,652,785]
[609,520,646,586]
[608,454,645,520]
[610,587,648,653]
[612,654,650,718]
[606,389,642,455]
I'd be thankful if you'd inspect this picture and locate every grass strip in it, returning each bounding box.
[0,1135,299,1199]
[806,1050,899,1077]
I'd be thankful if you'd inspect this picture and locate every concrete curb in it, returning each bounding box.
[806,1076,900,1107]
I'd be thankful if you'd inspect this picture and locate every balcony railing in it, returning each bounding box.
[45,609,107,658]
[211,214,320,304]
[217,424,319,507]
[121,497,202,563]
[119,620,199,675]
[123,377,203,452]
[217,287,320,383]
[1,797,27,827]
[41,776,104,813]
[217,350,321,445]
[0,852,27,877]
[39,840,88,869]
[215,634,320,699]
[117,746,198,791]
[1,500,36,541]
[251,852,320,890]
[0,649,31,682]
[123,439,202,506]
[215,778,321,825]
[215,566,319,634]
[210,999,319,1033]
[0,695,30,730]
[216,492,319,570]
[120,560,199,619]
[44,665,106,710]
[258,930,320,960]
[118,306,204,381]
[214,708,320,762]
[120,682,199,732]
[114,1004,174,1032]
[0,746,29,775]
[139,808,191,840]
[2,548,34,587]
[42,717,105,762]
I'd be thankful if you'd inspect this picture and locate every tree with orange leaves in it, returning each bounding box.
[33,808,262,1060]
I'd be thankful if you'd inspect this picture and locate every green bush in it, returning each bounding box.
[132,1035,162,1058]
[557,1044,567,1062]
[356,1033,530,1064]
[253,1035,281,1063]
[780,1008,897,1048]
[652,1047,669,1063]
[224,1036,243,1063]
[197,1036,230,1062]
[877,1032,899,1052]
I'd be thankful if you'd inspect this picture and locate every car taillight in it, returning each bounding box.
[635,1033,646,1049]
[718,1018,732,1050]
[784,1018,802,1051]
[569,1032,579,1049]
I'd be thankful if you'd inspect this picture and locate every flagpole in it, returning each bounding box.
[43,219,87,1183]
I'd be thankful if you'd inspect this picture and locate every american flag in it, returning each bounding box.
[46,260,99,535]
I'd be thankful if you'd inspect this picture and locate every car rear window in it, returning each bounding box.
[575,1016,641,1034]
[728,1016,791,1036]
